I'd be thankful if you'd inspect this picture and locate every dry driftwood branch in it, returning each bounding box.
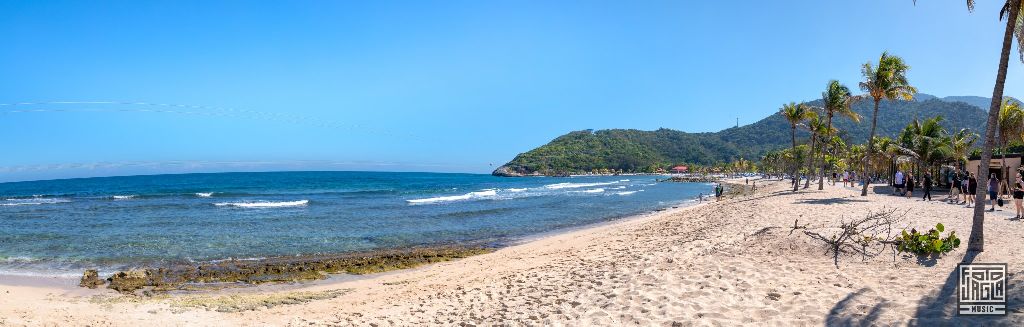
[795,207,907,267]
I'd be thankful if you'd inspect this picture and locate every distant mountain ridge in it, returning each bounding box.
[493,93,1015,176]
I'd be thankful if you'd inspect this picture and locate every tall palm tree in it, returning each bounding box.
[995,99,1019,172]
[997,99,1024,189]
[818,80,861,190]
[965,0,1022,252]
[781,102,812,191]
[805,112,829,189]
[858,52,917,196]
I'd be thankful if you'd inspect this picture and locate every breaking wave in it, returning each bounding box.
[1,198,71,206]
[214,200,309,208]
[544,181,619,190]
[407,189,497,204]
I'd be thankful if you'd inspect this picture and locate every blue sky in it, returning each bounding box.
[0,0,1020,182]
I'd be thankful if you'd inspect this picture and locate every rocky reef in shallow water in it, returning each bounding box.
[79,246,491,295]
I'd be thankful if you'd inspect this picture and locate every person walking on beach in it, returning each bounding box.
[966,172,978,208]
[905,173,915,198]
[1014,173,1024,219]
[894,170,904,195]
[988,173,1000,211]
[948,172,961,203]
[842,171,849,187]
[922,172,933,201]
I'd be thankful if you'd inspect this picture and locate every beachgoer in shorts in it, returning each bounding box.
[1014,173,1024,218]
[988,174,999,211]
[905,173,914,198]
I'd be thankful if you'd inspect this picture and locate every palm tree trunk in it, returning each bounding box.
[970,0,1020,252]
[819,112,832,190]
[805,133,816,189]
[791,126,799,192]
[861,99,880,196]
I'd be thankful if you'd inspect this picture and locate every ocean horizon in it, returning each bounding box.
[0,170,708,277]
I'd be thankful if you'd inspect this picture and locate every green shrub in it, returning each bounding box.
[895,223,960,255]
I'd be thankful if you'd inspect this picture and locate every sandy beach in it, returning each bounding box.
[3,178,1023,326]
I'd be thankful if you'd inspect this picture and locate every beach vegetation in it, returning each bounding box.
[895,223,961,255]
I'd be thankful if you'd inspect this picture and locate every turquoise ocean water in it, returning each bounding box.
[0,171,708,277]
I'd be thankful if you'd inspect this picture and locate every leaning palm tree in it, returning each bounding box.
[781,102,812,191]
[858,52,917,196]
[963,0,1022,252]
[818,80,861,190]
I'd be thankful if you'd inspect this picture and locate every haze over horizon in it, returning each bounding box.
[2,0,1021,182]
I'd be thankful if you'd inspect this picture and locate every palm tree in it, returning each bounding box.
[901,116,952,178]
[804,112,830,189]
[996,99,1024,191]
[781,102,812,191]
[949,128,979,171]
[964,0,1022,252]
[818,80,861,190]
[858,52,917,196]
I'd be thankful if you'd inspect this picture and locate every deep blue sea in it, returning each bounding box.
[0,171,708,277]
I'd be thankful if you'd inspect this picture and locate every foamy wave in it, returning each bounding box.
[111,195,136,200]
[571,188,605,194]
[611,186,627,189]
[195,192,214,198]
[407,189,497,204]
[506,188,528,192]
[0,256,39,263]
[616,190,643,196]
[619,179,630,182]
[1,198,71,206]
[203,256,268,264]
[214,200,309,208]
[0,269,83,279]
[544,181,618,190]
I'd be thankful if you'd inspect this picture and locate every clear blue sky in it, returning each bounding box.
[0,0,1020,182]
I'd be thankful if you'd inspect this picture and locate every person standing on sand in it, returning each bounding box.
[922,172,932,201]
[988,173,1000,212]
[1014,173,1024,219]
[909,173,917,198]
[894,170,904,196]
[966,172,978,208]
[948,172,961,203]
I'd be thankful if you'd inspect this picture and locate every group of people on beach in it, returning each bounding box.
[838,170,860,187]
[892,169,1024,219]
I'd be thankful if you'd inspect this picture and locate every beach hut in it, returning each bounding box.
[967,154,1022,192]
[671,166,688,173]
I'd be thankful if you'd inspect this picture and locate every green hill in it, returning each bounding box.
[492,94,1006,176]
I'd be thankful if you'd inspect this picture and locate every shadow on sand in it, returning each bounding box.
[793,197,870,205]
[825,251,1023,325]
